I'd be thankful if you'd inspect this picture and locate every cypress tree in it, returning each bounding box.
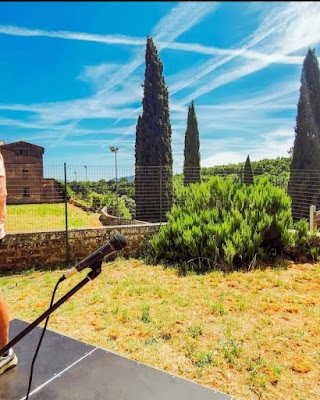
[135,37,173,222]
[288,48,320,220]
[243,155,254,185]
[183,101,201,186]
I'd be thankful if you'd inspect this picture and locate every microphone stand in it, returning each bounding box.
[0,262,102,357]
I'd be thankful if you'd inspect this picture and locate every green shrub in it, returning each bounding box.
[150,176,293,272]
[88,191,131,219]
[60,183,75,201]
[291,219,319,261]
[89,191,104,210]
[118,197,132,219]
[121,195,136,218]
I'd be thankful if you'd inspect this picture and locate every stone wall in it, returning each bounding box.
[0,224,162,274]
[99,206,148,226]
[42,179,64,203]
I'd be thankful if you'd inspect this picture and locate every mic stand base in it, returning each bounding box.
[0,263,102,357]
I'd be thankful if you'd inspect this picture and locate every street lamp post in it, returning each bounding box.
[110,146,119,219]
[84,165,88,181]
[74,171,77,194]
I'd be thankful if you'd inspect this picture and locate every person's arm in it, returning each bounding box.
[0,155,7,239]
[0,176,6,219]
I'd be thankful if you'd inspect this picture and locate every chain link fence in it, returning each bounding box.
[4,163,319,234]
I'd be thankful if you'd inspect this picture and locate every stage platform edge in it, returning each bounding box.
[0,319,233,400]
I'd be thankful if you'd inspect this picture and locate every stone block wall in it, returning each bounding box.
[0,224,161,273]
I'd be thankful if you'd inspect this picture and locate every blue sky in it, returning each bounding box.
[0,1,319,173]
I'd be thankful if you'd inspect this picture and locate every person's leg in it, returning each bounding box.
[0,293,9,350]
[0,293,18,375]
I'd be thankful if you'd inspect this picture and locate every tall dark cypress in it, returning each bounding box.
[183,101,201,186]
[288,48,320,220]
[135,37,173,222]
[243,155,254,185]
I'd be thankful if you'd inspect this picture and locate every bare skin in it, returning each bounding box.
[0,154,9,350]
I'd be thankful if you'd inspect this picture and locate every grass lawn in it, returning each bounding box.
[5,203,102,232]
[1,259,319,399]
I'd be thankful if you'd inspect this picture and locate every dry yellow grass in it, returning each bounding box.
[1,259,319,399]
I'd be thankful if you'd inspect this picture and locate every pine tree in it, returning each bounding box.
[288,48,320,220]
[135,37,173,222]
[243,155,254,185]
[183,101,201,186]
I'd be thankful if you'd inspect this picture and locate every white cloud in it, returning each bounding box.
[95,2,219,98]
[202,151,248,167]
[201,127,293,167]
[0,2,318,167]
[0,25,146,46]
[152,2,219,47]
[0,22,303,66]
[173,2,320,105]
[0,2,218,134]
[77,64,123,90]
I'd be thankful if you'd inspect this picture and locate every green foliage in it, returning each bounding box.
[222,338,242,365]
[121,195,136,218]
[173,174,183,197]
[150,176,293,272]
[195,351,215,368]
[288,48,320,220]
[66,178,135,201]
[59,182,75,200]
[243,155,254,185]
[188,324,203,339]
[88,191,131,219]
[140,304,151,323]
[183,101,201,186]
[117,197,132,219]
[90,192,104,210]
[202,157,291,190]
[63,179,134,219]
[291,219,319,261]
[293,219,310,247]
[135,37,173,222]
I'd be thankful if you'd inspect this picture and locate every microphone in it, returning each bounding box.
[60,234,127,281]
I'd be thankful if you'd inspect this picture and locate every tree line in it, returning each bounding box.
[134,38,320,222]
[135,37,201,222]
[65,155,291,222]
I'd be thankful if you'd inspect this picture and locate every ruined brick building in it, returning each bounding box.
[0,140,63,204]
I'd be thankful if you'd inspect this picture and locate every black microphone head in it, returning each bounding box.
[110,234,128,251]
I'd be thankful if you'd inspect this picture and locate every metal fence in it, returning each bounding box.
[4,163,319,234]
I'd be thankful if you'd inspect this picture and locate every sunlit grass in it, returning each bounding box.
[6,203,102,232]
[1,259,319,399]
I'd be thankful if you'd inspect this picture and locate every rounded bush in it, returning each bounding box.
[150,176,293,272]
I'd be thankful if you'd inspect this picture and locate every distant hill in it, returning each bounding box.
[126,175,135,182]
[109,175,135,182]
